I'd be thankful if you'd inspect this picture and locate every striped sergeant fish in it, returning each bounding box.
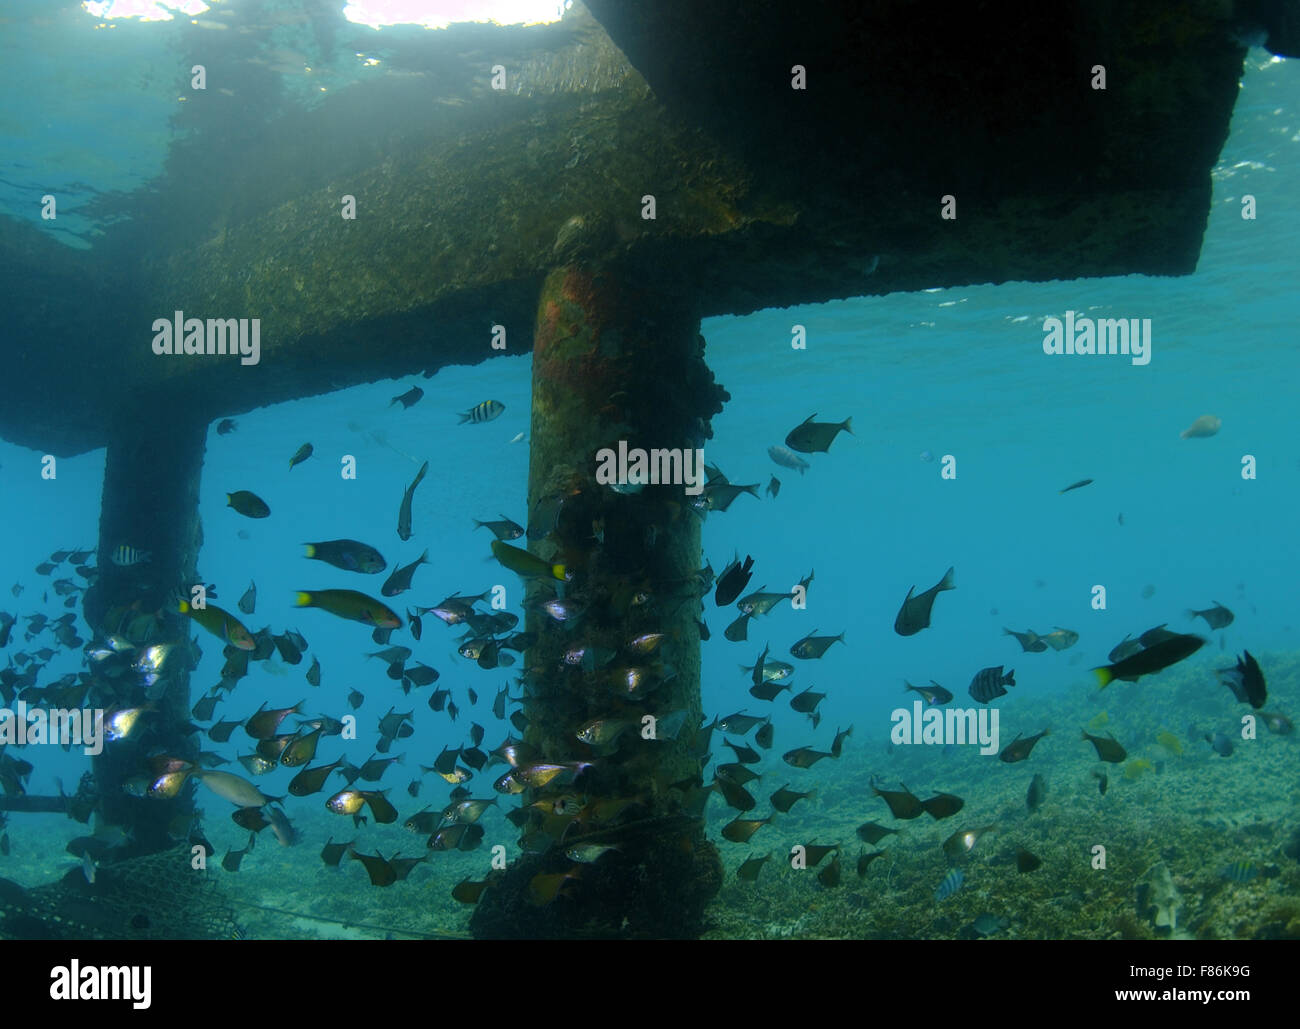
[110,544,151,566]
[934,867,964,901]
[968,665,1015,703]
[459,400,505,424]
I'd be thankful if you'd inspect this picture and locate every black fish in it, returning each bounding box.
[397,461,428,542]
[871,780,923,820]
[1003,627,1048,653]
[382,550,428,597]
[784,413,852,454]
[754,720,774,750]
[1093,634,1204,688]
[715,555,755,607]
[1216,650,1266,708]
[903,680,953,705]
[789,685,826,715]
[1058,478,1093,494]
[855,822,898,845]
[968,665,1014,703]
[724,612,752,642]
[238,581,257,615]
[1081,730,1126,763]
[1188,601,1234,630]
[1016,847,1042,873]
[1026,773,1047,813]
[894,567,954,636]
[999,728,1049,763]
[217,418,238,435]
[391,385,424,409]
[920,792,964,820]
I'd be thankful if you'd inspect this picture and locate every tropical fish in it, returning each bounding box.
[491,539,568,581]
[1026,773,1047,813]
[381,549,428,597]
[294,590,402,628]
[721,816,772,844]
[766,476,781,498]
[1216,650,1266,708]
[304,539,387,574]
[968,666,1014,703]
[1205,731,1234,757]
[216,418,237,435]
[783,747,832,769]
[1081,730,1127,763]
[109,545,151,567]
[194,770,272,807]
[178,599,255,650]
[238,581,257,615]
[871,781,923,820]
[999,728,1049,763]
[397,461,428,542]
[1218,860,1259,883]
[391,385,424,409]
[473,515,525,541]
[770,784,816,814]
[934,868,964,901]
[715,555,755,607]
[326,788,398,823]
[1093,770,1108,795]
[1092,634,1204,688]
[1155,730,1184,755]
[903,680,953,705]
[1040,628,1079,651]
[736,853,771,881]
[288,759,343,797]
[1188,601,1234,630]
[227,490,271,518]
[1123,758,1154,780]
[1004,627,1048,653]
[789,630,844,660]
[857,851,887,877]
[1180,414,1221,439]
[942,825,995,863]
[289,443,314,469]
[920,792,964,820]
[894,567,954,636]
[1016,847,1042,873]
[856,822,899,845]
[767,445,810,474]
[460,400,505,424]
[784,413,853,454]
[1058,478,1093,494]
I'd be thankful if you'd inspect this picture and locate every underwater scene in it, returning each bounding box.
[0,1,1297,945]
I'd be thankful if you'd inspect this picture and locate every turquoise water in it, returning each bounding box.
[0,10,1296,939]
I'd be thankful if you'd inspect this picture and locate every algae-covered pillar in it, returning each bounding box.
[81,415,206,856]
[470,245,728,939]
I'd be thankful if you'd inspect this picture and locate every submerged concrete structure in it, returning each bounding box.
[0,0,1290,937]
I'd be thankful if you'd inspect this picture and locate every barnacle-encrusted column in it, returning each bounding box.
[81,415,205,857]
[470,251,727,938]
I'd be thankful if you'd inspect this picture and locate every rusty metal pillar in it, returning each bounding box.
[470,257,728,938]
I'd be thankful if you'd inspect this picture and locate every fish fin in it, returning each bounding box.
[841,416,853,434]
[294,592,312,607]
[939,567,955,591]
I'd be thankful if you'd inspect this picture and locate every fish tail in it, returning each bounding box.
[294,592,313,608]
[458,410,472,424]
[550,563,568,581]
[1093,666,1114,689]
[841,416,853,434]
[304,544,317,558]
